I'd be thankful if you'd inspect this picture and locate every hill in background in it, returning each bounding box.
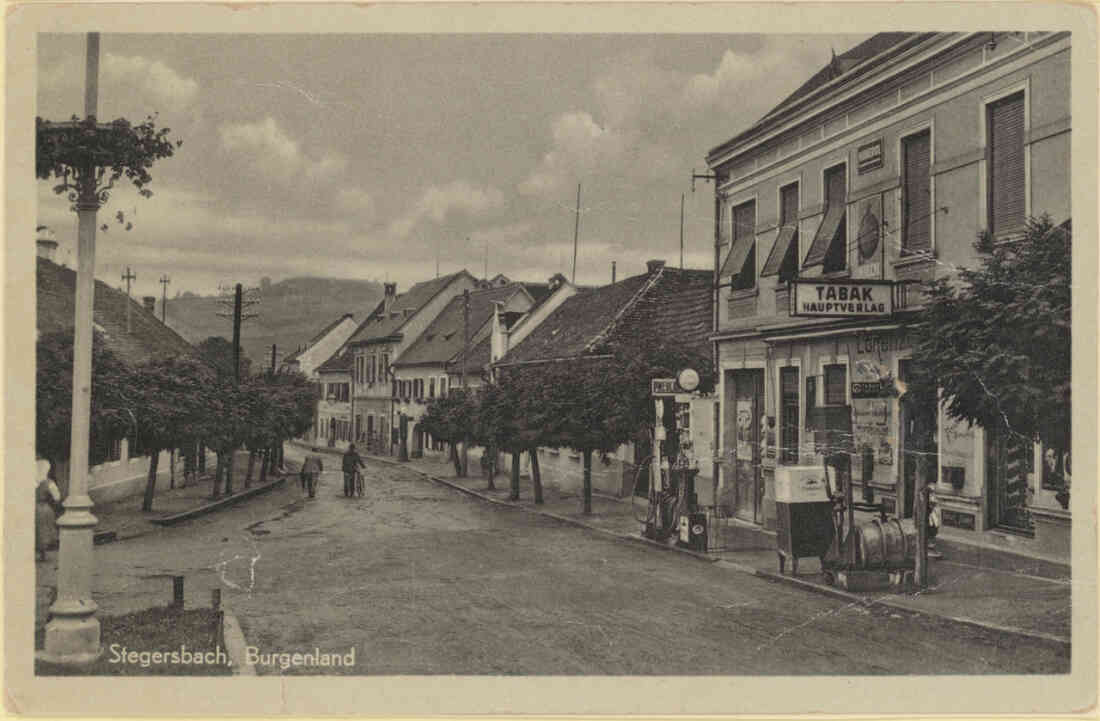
[164,276,384,369]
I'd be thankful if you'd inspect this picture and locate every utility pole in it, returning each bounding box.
[121,266,136,333]
[215,282,260,383]
[270,344,276,376]
[159,274,170,323]
[436,236,440,279]
[572,182,581,283]
[461,288,471,477]
[680,193,685,269]
[484,237,488,280]
[612,260,616,284]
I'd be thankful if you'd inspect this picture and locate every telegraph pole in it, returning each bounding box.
[121,266,136,333]
[159,274,170,323]
[572,183,581,283]
[232,284,242,385]
[680,193,685,269]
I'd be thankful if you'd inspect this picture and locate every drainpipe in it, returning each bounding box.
[712,177,721,502]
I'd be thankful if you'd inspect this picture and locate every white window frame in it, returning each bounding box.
[978,80,1031,239]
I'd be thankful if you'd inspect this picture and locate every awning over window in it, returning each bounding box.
[802,203,845,268]
[719,233,755,279]
[761,224,798,277]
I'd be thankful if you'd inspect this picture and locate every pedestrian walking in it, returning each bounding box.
[300,450,324,498]
[342,443,365,497]
[35,459,61,562]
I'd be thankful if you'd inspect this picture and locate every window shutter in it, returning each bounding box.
[989,93,1026,235]
[903,130,931,253]
[720,200,756,281]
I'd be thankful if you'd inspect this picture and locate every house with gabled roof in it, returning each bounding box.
[494,259,713,496]
[37,245,206,504]
[345,270,479,454]
[279,312,358,381]
[313,342,353,448]
[391,281,540,457]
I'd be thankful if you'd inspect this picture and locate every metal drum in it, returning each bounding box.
[856,518,918,569]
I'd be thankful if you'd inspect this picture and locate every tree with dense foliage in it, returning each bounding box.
[420,389,477,477]
[909,215,1072,502]
[497,334,713,513]
[36,330,132,486]
[126,356,216,510]
[196,336,251,380]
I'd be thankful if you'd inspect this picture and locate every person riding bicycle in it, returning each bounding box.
[342,444,366,498]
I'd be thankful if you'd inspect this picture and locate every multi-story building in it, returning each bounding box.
[314,346,353,448]
[392,281,541,456]
[704,32,1070,562]
[345,271,478,454]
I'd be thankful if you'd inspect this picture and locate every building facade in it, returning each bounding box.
[346,272,479,454]
[705,32,1070,561]
[394,282,538,456]
[280,312,358,381]
[314,346,353,449]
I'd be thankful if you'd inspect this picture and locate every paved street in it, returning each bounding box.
[42,448,1069,675]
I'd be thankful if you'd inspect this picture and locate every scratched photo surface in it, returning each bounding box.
[9,6,1096,715]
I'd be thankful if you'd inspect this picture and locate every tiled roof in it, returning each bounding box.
[37,257,196,364]
[762,33,918,122]
[395,283,528,367]
[708,33,923,163]
[500,265,712,366]
[446,333,491,376]
[316,346,352,374]
[346,270,473,345]
[283,313,354,362]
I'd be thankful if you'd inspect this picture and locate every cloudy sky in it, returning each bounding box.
[36,33,868,299]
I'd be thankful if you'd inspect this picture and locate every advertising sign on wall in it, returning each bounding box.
[791,279,894,318]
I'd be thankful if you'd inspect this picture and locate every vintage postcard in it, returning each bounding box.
[5,2,1097,716]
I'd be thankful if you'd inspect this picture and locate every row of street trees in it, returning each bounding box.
[420,334,713,514]
[36,331,317,511]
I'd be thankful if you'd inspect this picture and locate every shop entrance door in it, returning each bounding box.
[724,369,764,523]
[898,360,937,518]
[985,426,1034,534]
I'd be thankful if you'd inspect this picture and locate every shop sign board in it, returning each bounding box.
[790,279,894,318]
[651,378,678,396]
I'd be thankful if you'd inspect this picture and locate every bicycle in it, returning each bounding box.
[354,470,364,498]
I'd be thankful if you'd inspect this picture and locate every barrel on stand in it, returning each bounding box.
[854,517,919,569]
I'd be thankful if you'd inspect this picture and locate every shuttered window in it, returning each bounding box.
[764,183,800,281]
[902,130,931,254]
[805,164,847,271]
[720,200,757,287]
[988,92,1026,236]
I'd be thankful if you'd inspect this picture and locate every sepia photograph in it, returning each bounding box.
[5,3,1097,716]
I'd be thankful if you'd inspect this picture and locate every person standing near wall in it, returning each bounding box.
[35,459,61,562]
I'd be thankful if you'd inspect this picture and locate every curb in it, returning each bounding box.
[383,456,1072,652]
[221,606,256,676]
[149,477,286,526]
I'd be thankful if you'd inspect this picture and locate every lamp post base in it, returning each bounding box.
[38,616,102,666]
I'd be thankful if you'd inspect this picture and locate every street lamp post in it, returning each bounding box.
[40,32,103,665]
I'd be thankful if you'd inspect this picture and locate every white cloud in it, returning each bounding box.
[519,111,627,196]
[104,54,200,111]
[335,187,374,220]
[219,117,349,187]
[389,180,504,238]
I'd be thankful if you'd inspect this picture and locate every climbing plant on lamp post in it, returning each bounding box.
[36,33,180,666]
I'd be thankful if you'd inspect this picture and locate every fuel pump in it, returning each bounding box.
[643,369,706,551]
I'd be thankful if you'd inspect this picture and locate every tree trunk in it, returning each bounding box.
[142,448,161,511]
[225,450,234,495]
[278,442,284,471]
[530,448,543,505]
[259,450,269,484]
[450,443,462,476]
[510,450,521,501]
[582,449,593,515]
[211,453,223,500]
[245,451,256,488]
[460,439,469,478]
[198,442,206,473]
[169,449,176,489]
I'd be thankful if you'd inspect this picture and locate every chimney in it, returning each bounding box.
[611,261,617,284]
[548,273,566,292]
[142,296,156,314]
[383,282,397,312]
[36,225,58,262]
[646,259,666,274]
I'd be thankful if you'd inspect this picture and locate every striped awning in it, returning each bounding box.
[761,225,798,277]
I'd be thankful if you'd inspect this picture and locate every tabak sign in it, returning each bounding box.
[790,279,894,318]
